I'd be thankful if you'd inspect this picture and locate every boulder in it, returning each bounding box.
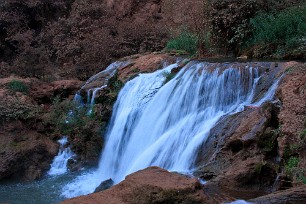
[0,121,58,182]
[94,179,114,193]
[249,185,306,204]
[118,53,176,82]
[62,166,228,204]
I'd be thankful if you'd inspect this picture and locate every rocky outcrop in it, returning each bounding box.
[118,53,176,82]
[94,179,114,193]
[30,79,83,104]
[194,62,306,199]
[0,121,58,182]
[0,77,82,181]
[249,185,306,204]
[62,166,235,204]
[195,102,281,198]
[276,62,306,185]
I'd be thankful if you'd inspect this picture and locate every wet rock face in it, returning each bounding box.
[195,102,281,197]
[194,62,306,198]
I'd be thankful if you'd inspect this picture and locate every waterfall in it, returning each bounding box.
[79,61,129,114]
[62,61,281,198]
[87,85,107,114]
[48,137,75,176]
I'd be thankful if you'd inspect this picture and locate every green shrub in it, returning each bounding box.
[162,71,176,84]
[302,176,306,184]
[0,100,41,122]
[166,31,198,55]
[285,156,300,175]
[248,5,306,48]
[45,97,98,136]
[8,80,28,94]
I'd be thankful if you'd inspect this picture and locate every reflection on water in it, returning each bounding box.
[0,168,94,204]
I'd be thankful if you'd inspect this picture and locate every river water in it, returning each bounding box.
[0,61,282,203]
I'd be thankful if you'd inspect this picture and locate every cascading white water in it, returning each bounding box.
[62,61,281,198]
[79,61,130,114]
[48,137,75,176]
[87,85,107,114]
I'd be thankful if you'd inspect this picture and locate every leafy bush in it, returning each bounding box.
[285,156,300,175]
[8,80,28,94]
[45,97,97,136]
[166,31,198,55]
[162,71,176,84]
[248,5,306,48]
[0,100,40,122]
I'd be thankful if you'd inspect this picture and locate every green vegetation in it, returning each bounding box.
[247,5,306,54]
[45,97,97,136]
[162,71,176,84]
[258,127,279,153]
[106,71,124,98]
[166,31,198,55]
[302,176,306,184]
[285,156,306,184]
[254,163,263,174]
[300,128,306,141]
[285,156,300,175]
[0,99,40,122]
[8,80,28,94]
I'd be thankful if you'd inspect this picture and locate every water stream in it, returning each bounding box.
[0,60,282,203]
[48,137,75,176]
[62,61,281,198]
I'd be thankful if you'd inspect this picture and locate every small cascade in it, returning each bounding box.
[48,137,75,176]
[79,61,130,113]
[62,61,282,198]
[87,85,107,114]
[80,61,128,90]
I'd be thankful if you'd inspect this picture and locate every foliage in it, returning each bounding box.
[45,97,97,136]
[300,128,306,141]
[0,0,168,80]
[285,156,300,175]
[166,31,198,55]
[247,5,306,49]
[0,100,40,122]
[7,80,29,94]
[106,71,125,98]
[162,71,176,85]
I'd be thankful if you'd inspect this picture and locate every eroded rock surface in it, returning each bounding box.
[195,102,280,198]
[62,167,230,204]
[0,77,82,181]
[249,185,306,204]
[194,62,306,199]
[0,121,58,182]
